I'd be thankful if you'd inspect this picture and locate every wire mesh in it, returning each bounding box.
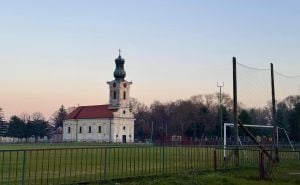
[237,62,272,110]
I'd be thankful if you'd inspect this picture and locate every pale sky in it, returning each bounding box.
[1,0,300,120]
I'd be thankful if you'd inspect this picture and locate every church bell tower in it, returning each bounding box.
[107,51,132,109]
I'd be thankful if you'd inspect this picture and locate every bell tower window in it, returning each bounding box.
[123,91,126,100]
[113,91,116,99]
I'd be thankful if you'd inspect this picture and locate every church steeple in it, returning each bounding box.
[113,49,126,81]
[107,51,132,109]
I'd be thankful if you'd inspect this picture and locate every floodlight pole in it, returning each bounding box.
[217,82,224,144]
[270,63,279,162]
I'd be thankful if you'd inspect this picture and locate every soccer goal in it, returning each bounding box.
[223,123,295,159]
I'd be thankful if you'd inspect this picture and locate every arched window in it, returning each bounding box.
[123,91,126,100]
[113,91,116,99]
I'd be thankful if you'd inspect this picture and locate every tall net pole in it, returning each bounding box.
[270,63,279,162]
[233,57,238,146]
[233,57,239,166]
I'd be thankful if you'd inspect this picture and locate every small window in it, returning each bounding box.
[98,126,101,133]
[68,127,71,133]
[123,126,126,130]
[79,126,82,133]
[129,135,131,138]
[116,135,118,138]
[123,91,126,100]
[113,91,116,99]
[88,126,92,133]
[123,110,126,114]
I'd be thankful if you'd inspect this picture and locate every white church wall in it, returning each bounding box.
[111,118,134,143]
[63,118,113,142]
[63,120,77,141]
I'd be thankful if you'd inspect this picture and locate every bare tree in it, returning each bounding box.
[31,112,45,121]
[19,112,31,122]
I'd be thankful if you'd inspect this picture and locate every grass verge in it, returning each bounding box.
[97,168,300,185]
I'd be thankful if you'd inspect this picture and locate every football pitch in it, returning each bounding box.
[0,143,298,185]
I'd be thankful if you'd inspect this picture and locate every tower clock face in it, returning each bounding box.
[123,83,127,88]
[113,83,116,88]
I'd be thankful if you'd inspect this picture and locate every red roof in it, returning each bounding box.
[65,104,116,120]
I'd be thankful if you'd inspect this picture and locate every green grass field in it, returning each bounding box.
[0,143,298,185]
[101,166,300,185]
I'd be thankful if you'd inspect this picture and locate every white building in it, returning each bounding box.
[63,54,135,143]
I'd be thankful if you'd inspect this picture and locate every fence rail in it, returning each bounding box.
[0,145,298,185]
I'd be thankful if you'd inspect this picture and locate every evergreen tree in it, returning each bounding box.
[288,103,300,142]
[25,112,49,141]
[26,119,49,142]
[6,116,26,138]
[52,105,68,129]
[239,109,252,125]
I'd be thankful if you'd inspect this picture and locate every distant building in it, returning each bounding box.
[51,126,63,142]
[63,53,135,143]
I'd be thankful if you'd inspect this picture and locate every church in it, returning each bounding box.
[63,53,135,143]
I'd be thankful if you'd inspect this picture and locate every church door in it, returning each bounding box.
[122,135,127,143]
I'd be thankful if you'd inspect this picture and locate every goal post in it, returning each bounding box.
[223,123,294,159]
[277,127,295,152]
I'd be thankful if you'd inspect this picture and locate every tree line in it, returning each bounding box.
[0,105,70,142]
[131,94,300,142]
[0,94,299,142]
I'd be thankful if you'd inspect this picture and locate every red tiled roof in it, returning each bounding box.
[65,104,115,120]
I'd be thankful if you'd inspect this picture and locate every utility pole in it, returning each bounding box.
[181,123,184,137]
[193,122,196,143]
[165,107,170,143]
[151,121,154,143]
[165,121,168,138]
[217,81,224,144]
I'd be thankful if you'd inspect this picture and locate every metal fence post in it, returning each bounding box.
[259,151,265,179]
[162,144,165,174]
[21,150,26,185]
[104,148,107,180]
[213,149,217,172]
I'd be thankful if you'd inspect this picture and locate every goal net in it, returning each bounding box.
[223,123,294,158]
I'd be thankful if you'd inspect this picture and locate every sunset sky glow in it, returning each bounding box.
[1,0,300,120]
